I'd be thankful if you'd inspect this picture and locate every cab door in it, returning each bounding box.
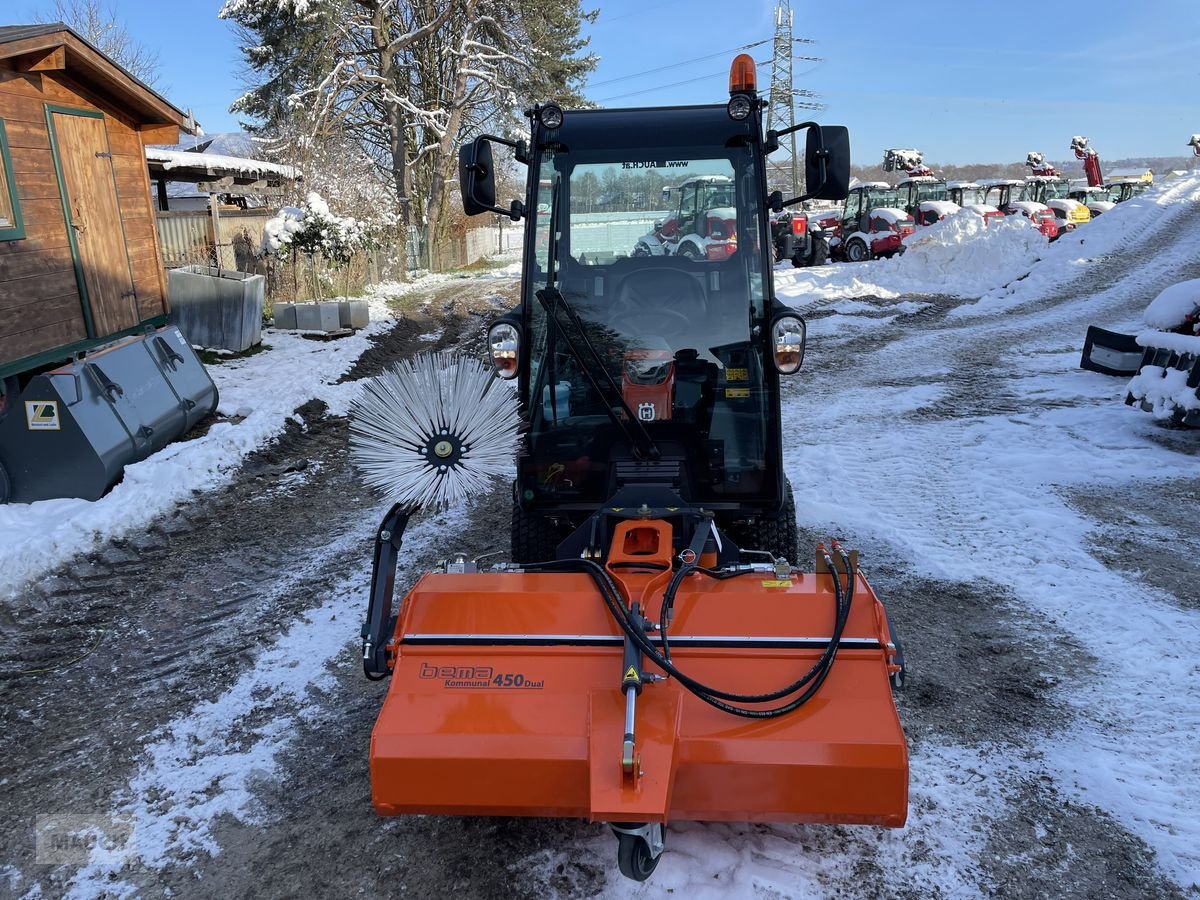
[47,107,138,339]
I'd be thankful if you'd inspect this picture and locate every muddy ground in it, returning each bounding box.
[0,274,1193,899]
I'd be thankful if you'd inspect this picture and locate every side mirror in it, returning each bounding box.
[767,190,784,213]
[804,125,850,202]
[459,136,525,220]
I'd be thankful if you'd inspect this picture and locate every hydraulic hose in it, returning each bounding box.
[525,550,855,719]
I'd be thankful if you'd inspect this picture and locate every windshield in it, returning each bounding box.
[958,187,987,206]
[523,145,772,505]
[916,182,947,202]
[1021,179,1069,202]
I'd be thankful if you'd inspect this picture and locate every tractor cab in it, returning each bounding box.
[458,58,852,555]
[980,178,1060,239]
[945,181,1003,223]
[1067,181,1115,217]
[833,182,913,261]
[893,176,959,226]
[1109,180,1150,203]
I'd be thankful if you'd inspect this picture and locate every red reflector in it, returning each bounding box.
[792,215,807,235]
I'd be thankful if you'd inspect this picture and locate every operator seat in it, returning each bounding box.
[609,263,708,341]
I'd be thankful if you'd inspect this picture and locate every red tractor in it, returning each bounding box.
[830,182,914,262]
[945,182,1004,225]
[979,178,1060,239]
[634,174,738,261]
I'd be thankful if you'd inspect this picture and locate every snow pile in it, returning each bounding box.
[262,192,369,262]
[871,211,1043,295]
[1142,278,1200,330]
[956,174,1200,320]
[1126,363,1200,419]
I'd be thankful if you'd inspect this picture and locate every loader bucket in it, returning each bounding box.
[1080,326,1142,377]
[369,528,909,828]
[1126,344,1200,426]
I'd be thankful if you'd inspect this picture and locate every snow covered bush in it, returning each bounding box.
[262,192,368,264]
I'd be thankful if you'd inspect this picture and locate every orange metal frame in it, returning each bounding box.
[370,520,909,827]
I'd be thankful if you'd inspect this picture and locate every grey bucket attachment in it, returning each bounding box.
[168,265,265,353]
[1080,326,1143,377]
[0,326,218,504]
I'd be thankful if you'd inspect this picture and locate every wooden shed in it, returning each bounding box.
[0,23,190,382]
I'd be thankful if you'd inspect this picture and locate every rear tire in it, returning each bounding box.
[846,238,869,263]
[809,236,829,266]
[726,480,799,563]
[511,502,567,564]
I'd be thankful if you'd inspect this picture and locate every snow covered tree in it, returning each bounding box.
[221,0,597,266]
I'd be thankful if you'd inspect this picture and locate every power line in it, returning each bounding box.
[586,39,771,89]
[595,61,764,104]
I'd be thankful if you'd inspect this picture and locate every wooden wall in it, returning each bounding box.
[0,62,169,375]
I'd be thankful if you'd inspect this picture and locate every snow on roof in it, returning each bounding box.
[920,200,959,216]
[871,208,913,223]
[897,176,939,184]
[946,181,980,190]
[145,147,300,181]
[1144,278,1200,330]
[858,180,892,189]
[978,178,1023,187]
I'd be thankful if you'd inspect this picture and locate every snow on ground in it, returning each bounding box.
[62,504,465,900]
[0,282,416,600]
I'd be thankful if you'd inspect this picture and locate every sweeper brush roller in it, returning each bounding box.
[349,351,521,511]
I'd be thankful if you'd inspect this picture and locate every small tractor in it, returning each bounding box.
[830,181,914,261]
[883,148,960,226]
[770,207,830,267]
[1021,151,1091,233]
[355,54,909,883]
[979,178,1060,240]
[634,174,738,261]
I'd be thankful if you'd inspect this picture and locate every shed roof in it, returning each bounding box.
[0,23,191,129]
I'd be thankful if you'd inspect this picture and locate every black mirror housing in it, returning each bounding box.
[805,126,850,201]
[460,138,498,216]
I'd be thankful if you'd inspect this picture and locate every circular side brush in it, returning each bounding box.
[349,351,521,511]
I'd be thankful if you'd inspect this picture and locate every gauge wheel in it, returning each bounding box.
[616,832,661,882]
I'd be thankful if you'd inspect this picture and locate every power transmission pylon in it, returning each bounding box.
[766,0,822,197]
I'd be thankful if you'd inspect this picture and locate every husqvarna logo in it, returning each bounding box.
[637,402,656,421]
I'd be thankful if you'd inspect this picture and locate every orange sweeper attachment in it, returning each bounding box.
[349,57,908,883]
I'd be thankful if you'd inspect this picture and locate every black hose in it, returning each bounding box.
[526,552,854,719]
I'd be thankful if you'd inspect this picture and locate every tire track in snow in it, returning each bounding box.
[776,193,1200,889]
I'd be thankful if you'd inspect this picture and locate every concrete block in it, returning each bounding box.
[274,303,298,329]
[294,302,341,332]
[338,300,370,329]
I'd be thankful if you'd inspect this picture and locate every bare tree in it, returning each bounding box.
[37,0,162,85]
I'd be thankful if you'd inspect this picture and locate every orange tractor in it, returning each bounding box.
[355,55,909,882]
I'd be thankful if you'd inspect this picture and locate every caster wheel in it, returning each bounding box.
[613,823,664,882]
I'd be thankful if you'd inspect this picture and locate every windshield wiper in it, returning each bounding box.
[535,175,660,461]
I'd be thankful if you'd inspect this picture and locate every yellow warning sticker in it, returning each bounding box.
[25,401,60,431]
[726,367,749,381]
[725,387,750,399]
[624,666,640,681]
[761,580,793,588]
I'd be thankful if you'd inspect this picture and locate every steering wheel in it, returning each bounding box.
[614,306,692,340]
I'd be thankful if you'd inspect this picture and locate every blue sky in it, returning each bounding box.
[18,0,1200,166]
